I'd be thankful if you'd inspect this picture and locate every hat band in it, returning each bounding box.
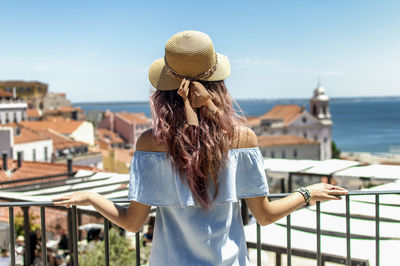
[164,53,218,80]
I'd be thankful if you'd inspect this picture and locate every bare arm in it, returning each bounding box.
[242,127,348,226]
[245,183,348,226]
[52,131,161,232]
[52,192,150,233]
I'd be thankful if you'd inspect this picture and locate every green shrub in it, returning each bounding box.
[79,228,150,266]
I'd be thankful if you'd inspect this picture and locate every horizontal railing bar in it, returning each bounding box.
[1,190,399,207]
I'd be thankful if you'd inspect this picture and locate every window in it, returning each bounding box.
[302,117,307,123]
[303,131,308,138]
[323,106,327,115]
[314,135,318,141]
[32,149,36,161]
[271,151,275,158]
[324,137,328,143]
[44,147,48,161]
[19,87,24,93]
[293,149,298,158]
[5,87,10,92]
[282,150,286,158]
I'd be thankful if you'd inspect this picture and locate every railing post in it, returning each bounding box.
[375,194,380,266]
[345,195,351,266]
[257,223,261,266]
[288,173,293,193]
[104,219,110,266]
[40,206,47,266]
[9,207,15,266]
[316,201,322,266]
[22,206,31,266]
[287,215,291,266]
[71,206,79,266]
[135,232,140,266]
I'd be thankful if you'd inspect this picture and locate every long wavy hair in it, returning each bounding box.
[150,81,241,209]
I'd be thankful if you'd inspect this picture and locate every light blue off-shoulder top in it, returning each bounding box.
[128,147,269,266]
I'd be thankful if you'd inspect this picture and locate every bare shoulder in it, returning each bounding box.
[233,126,258,149]
[135,129,167,152]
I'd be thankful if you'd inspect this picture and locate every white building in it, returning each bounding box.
[0,124,53,162]
[248,83,333,160]
[0,91,27,124]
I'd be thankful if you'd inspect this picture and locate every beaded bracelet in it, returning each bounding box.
[295,187,311,205]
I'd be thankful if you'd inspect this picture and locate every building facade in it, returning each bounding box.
[98,112,152,149]
[258,135,320,160]
[0,91,27,124]
[248,84,333,160]
[0,80,48,109]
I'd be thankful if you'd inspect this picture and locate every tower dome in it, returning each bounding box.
[309,81,332,125]
[313,84,329,101]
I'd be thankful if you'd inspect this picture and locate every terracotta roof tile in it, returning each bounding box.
[257,135,319,147]
[39,129,87,150]
[3,123,50,144]
[0,159,98,186]
[96,128,124,144]
[21,120,84,134]
[247,105,303,126]
[27,109,41,118]
[0,90,13,97]
[116,112,151,125]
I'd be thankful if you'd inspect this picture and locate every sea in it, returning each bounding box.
[74,97,400,154]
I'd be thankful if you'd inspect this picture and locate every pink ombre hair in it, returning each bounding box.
[150,81,241,209]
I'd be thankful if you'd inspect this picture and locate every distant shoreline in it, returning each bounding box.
[73,95,400,105]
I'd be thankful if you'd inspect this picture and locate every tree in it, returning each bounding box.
[331,141,341,159]
[79,228,150,266]
[14,211,40,236]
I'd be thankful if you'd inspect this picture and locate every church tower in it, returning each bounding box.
[310,82,333,160]
[310,82,332,126]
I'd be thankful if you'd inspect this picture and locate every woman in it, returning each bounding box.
[53,31,348,265]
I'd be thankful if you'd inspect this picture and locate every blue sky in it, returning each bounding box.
[1,0,399,102]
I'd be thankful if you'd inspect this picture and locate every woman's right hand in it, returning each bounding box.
[305,183,348,205]
[52,191,95,207]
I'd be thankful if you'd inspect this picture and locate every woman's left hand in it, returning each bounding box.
[52,191,95,208]
[305,183,348,205]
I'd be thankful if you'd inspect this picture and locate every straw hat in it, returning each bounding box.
[148,30,231,91]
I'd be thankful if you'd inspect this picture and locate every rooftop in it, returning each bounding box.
[0,90,13,98]
[96,128,124,144]
[21,119,85,134]
[3,123,50,144]
[116,112,152,125]
[0,159,98,184]
[247,105,303,126]
[27,108,41,118]
[39,129,87,150]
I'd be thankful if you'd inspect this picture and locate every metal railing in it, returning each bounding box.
[1,190,399,266]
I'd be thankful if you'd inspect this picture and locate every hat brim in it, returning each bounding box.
[148,53,231,91]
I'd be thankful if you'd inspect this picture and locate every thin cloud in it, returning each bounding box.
[231,57,343,76]
[33,65,50,72]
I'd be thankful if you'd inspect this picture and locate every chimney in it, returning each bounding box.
[12,87,16,99]
[67,156,73,176]
[17,151,23,168]
[2,152,8,171]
